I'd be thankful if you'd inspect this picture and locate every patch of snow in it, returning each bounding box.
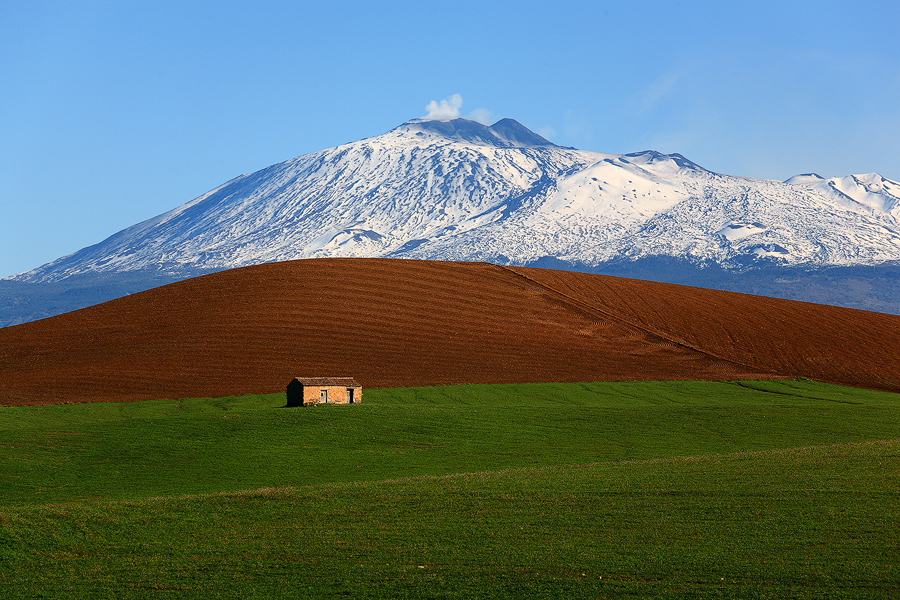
[717,222,767,242]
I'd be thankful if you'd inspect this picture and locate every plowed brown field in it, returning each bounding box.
[2,258,900,406]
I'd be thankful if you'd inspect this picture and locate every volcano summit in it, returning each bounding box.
[5,117,900,324]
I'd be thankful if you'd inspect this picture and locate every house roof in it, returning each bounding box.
[292,377,361,387]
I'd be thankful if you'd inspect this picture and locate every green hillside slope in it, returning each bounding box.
[1,380,898,597]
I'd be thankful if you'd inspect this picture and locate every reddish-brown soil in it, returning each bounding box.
[2,258,900,406]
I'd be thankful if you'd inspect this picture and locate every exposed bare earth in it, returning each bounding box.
[2,258,900,406]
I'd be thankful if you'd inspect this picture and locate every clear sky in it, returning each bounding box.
[2,0,898,278]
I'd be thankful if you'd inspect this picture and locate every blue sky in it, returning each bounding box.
[2,0,898,278]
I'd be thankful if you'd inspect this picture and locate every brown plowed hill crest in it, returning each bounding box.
[2,258,900,406]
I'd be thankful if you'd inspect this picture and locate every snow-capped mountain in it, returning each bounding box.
[9,117,900,284]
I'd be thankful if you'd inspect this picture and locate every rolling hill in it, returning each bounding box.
[3,258,900,406]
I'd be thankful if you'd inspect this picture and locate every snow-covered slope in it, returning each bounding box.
[10,118,900,283]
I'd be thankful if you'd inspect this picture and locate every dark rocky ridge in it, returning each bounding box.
[396,118,558,148]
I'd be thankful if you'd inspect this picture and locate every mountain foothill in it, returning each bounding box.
[2,258,900,406]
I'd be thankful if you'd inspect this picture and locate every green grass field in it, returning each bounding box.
[1,379,898,598]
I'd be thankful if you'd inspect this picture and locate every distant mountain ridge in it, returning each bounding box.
[4,117,900,325]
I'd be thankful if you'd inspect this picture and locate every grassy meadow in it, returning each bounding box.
[0,379,898,598]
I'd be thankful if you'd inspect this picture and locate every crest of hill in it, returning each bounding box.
[2,258,900,406]
[396,118,558,148]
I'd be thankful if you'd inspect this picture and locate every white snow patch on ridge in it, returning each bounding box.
[718,222,767,241]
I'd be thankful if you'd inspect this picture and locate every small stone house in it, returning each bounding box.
[286,377,362,407]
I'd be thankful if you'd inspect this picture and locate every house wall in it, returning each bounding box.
[300,385,362,405]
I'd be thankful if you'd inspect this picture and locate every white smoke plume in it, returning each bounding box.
[424,94,463,120]
[466,107,493,125]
